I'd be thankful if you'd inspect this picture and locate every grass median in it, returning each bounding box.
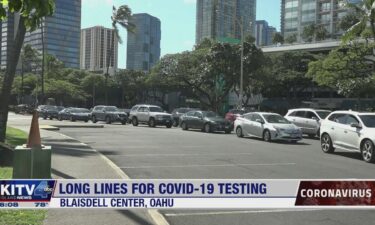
[0,127,46,225]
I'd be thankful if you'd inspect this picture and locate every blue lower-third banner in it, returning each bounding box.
[1,179,375,209]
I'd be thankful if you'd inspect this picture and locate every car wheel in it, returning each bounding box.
[149,118,156,127]
[225,129,231,134]
[321,133,334,153]
[70,116,75,122]
[92,116,97,123]
[106,116,112,124]
[361,139,375,163]
[263,130,271,142]
[84,119,88,123]
[166,124,172,128]
[132,117,138,126]
[172,119,178,127]
[236,127,244,138]
[121,120,126,125]
[49,117,53,120]
[181,122,188,130]
[204,123,211,133]
[58,116,62,121]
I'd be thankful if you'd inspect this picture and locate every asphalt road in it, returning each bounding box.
[9,114,375,225]
[55,120,375,225]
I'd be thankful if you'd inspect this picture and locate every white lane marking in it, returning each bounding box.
[114,153,253,157]
[121,163,296,169]
[165,209,320,217]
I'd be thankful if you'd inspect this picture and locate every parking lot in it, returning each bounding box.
[43,119,375,225]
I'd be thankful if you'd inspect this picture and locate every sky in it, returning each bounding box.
[81,0,281,69]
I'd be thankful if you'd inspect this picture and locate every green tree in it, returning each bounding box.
[307,43,375,98]
[285,33,297,44]
[340,0,375,41]
[0,0,55,142]
[114,69,147,107]
[82,73,105,107]
[272,33,284,45]
[302,24,316,42]
[39,79,86,106]
[269,51,318,98]
[104,5,135,104]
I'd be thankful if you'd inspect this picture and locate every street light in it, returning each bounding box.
[236,18,252,109]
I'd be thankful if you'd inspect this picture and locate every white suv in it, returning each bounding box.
[130,104,173,128]
[285,108,331,137]
[320,111,375,163]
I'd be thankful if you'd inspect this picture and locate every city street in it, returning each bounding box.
[19,114,375,225]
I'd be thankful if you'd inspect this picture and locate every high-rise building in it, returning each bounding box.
[281,0,361,43]
[196,0,256,44]
[0,13,19,69]
[126,13,161,71]
[80,26,118,74]
[255,21,278,46]
[267,26,277,45]
[23,0,81,68]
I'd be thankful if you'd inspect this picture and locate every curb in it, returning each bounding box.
[56,133,170,225]
[40,125,60,131]
[53,124,104,128]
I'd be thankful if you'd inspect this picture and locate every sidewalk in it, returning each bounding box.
[8,115,161,225]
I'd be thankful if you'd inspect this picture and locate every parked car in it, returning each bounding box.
[128,105,142,124]
[91,105,128,124]
[58,108,90,122]
[234,112,303,143]
[225,109,247,123]
[130,104,173,128]
[171,108,197,127]
[285,108,331,138]
[14,104,34,114]
[320,111,375,163]
[180,110,233,133]
[37,105,61,120]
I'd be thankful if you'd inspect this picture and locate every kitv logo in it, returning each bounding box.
[0,184,35,195]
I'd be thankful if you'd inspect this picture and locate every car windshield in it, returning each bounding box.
[204,111,218,117]
[230,110,245,114]
[263,114,290,124]
[360,115,375,128]
[105,107,118,112]
[177,108,190,113]
[72,109,89,113]
[150,107,163,112]
[45,105,57,110]
[316,111,330,119]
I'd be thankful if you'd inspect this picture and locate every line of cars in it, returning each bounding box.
[173,107,375,164]
[36,104,375,163]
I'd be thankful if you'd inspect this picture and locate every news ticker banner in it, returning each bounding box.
[1,179,375,209]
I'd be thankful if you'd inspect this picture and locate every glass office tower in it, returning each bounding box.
[196,0,256,44]
[126,13,161,72]
[23,0,81,68]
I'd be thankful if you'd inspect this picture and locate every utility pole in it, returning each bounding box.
[41,18,45,104]
[239,17,244,109]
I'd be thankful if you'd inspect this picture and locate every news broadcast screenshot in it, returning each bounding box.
[1,0,375,225]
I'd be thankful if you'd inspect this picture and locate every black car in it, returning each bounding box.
[171,108,197,127]
[58,108,90,122]
[14,104,34,114]
[37,105,61,120]
[91,105,128,125]
[180,110,233,133]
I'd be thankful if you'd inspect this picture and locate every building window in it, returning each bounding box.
[143,61,149,70]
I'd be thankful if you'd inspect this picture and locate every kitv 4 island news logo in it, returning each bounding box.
[0,180,56,208]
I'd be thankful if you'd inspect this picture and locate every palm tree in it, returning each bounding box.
[104,5,135,104]
[341,0,375,42]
